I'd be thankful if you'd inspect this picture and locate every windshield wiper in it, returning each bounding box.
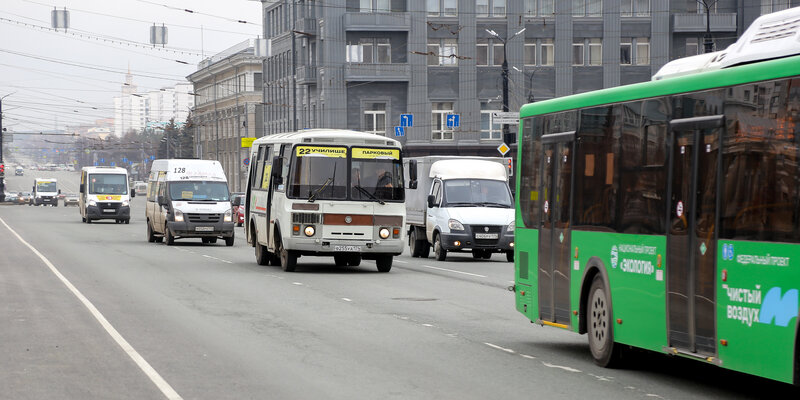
[477,202,511,208]
[353,185,385,205]
[444,202,476,207]
[308,178,332,202]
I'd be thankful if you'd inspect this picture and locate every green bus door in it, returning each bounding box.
[538,133,574,325]
[667,116,723,356]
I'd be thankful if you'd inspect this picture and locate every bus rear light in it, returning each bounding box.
[292,224,300,236]
[657,254,662,268]
[393,228,400,238]
[574,247,579,259]
[722,269,727,282]
[616,319,623,325]
[573,310,578,315]
[720,339,728,346]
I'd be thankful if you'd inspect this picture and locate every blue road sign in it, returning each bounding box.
[111,162,116,166]
[400,114,413,127]
[394,126,405,137]
[446,114,460,128]
[94,162,98,166]
[99,158,105,163]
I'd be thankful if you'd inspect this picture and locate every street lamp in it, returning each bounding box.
[697,0,719,53]
[513,66,536,104]
[486,27,525,145]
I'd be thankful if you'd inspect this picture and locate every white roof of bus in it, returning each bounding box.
[150,159,227,182]
[250,129,402,147]
[81,166,128,174]
[35,178,57,182]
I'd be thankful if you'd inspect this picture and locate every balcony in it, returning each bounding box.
[296,65,317,85]
[343,12,411,31]
[295,17,317,35]
[344,63,410,81]
[673,13,738,32]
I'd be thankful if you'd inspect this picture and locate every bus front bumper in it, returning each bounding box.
[167,221,235,238]
[87,204,131,220]
[288,238,404,256]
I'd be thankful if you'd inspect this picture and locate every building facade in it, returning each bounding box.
[187,39,264,192]
[260,0,794,155]
[113,70,196,137]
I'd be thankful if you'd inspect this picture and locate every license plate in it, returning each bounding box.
[334,245,361,252]
[103,209,115,213]
[195,226,214,232]
[475,233,499,239]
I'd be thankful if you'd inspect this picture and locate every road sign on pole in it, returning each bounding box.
[446,114,460,128]
[400,114,413,127]
[394,126,405,137]
[497,143,510,156]
[491,111,519,125]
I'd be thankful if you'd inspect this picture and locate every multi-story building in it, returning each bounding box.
[187,39,264,192]
[260,0,794,156]
[113,69,197,136]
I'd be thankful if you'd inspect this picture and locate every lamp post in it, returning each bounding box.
[486,28,525,145]
[697,0,719,53]
[513,66,536,104]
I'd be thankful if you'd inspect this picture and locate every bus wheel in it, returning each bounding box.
[165,226,175,245]
[587,274,621,367]
[376,255,392,272]
[277,238,297,272]
[506,251,514,262]
[434,234,447,261]
[347,254,361,267]
[147,221,156,243]
[255,241,270,266]
[334,255,348,267]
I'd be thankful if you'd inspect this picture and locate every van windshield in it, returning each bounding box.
[443,179,512,208]
[88,174,127,195]
[169,181,229,201]
[36,181,57,192]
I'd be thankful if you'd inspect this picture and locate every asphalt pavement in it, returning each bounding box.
[0,170,797,399]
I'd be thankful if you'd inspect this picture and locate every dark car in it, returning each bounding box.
[231,193,245,227]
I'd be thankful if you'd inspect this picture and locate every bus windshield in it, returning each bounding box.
[350,148,404,202]
[288,146,348,201]
[443,179,512,208]
[169,181,229,201]
[36,181,57,192]
[88,174,127,195]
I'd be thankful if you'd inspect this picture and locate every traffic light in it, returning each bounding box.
[0,163,4,178]
[504,157,513,177]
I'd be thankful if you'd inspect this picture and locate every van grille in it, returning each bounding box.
[292,212,321,224]
[187,213,221,223]
[98,202,120,209]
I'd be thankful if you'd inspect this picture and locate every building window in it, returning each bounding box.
[346,38,391,63]
[588,38,602,66]
[477,0,505,17]
[621,40,632,65]
[635,37,650,65]
[541,39,554,66]
[762,0,790,14]
[686,37,698,56]
[428,39,458,66]
[524,39,536,66]
[573,0,601,17]
[359,0,391,12]
[481,102,502,140]
[493,0,506,16]
[492,43,505,66]
[427,0,457,17]
[477,0,489,16]
[621,0,650,17]
[476,39,488,66]
[432,102,454,140]
[573,40,584,66]
[363,102,386,135]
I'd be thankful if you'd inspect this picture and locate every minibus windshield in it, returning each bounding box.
[443,179,512,208]
[88,174,128,195]
[36,181,57,192]
[169,181,230,201]
[288,146,348,201]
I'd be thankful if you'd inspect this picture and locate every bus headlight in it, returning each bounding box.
[379,227,390,239]
[88,200,96,206]
[122,200,129,207]
[448,219,464,231]
[507,221,515,232]
[304,225,315,237]
[174,210,184,222]
[224,209,232,222]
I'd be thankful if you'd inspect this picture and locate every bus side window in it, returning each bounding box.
[261,145,273,190]
[276,144,291,192]
[252,145,265,191]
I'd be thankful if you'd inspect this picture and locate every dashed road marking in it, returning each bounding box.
[541,362,581,373]
[341,298,352,302]
[421,265,486,278]
[484,342,515,354]
[292,282,303,286]
[201,254,233,264]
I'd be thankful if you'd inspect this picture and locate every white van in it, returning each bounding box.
[79,166,133,223]
[32,178,59,206]
[145,159,235,246]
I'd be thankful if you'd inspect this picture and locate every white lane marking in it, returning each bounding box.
[520,354,536,359]
[292,282,303,286]
[484,342,515,354]
[541,362,581,373]
[0,216,182,400]
[421,323,434,327]
[394,260,407,264]
[200,254,233,264]
[341,298,352,302]
[421,265,486,278]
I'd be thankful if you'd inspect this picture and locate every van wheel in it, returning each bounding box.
[410,230,421,257]
[277,238,297,272]
[147,221,156,243]
[124,219,130,224]
[255,240,270,265]
[86,218,92,224]
[82,216,86,223]
[376,255,392,272]
[225,234,234,247]
[506,251,514,262]
[165,226,175,245]
[434,234,447,261]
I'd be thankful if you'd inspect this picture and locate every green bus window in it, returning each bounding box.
[519,117,541,228]
[573,106,618,231]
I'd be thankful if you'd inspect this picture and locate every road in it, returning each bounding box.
[1,170,797,399]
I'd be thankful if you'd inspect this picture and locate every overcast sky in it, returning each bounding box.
[0,0,263,132]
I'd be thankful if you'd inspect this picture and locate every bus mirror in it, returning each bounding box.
[58,189,61,194]
[408,160,418,190]
[158,195,167,206]
[130,189,135,198]
[427,195,436,208]
[80,183,85,193]
[232,196,241,206]
[271,156,283,185]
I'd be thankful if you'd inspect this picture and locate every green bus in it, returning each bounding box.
[514,8,800,384]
